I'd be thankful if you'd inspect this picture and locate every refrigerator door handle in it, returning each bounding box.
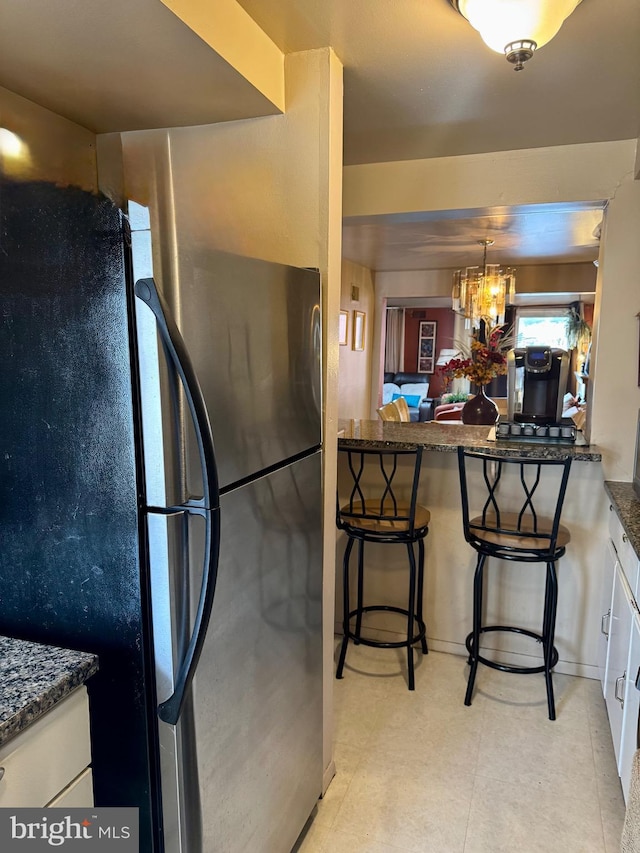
[154,504,221,726]
[134,277,220,510]
[135,276,222,726]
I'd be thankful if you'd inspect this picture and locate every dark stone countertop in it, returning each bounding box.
[338,419,602,462]
[604,482,640,560]
[0,636,98,748]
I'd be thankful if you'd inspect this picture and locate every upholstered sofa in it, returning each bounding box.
[383,372,431,422]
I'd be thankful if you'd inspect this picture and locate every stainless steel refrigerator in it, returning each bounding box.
[0,175,323,853]
[130,203,323,853]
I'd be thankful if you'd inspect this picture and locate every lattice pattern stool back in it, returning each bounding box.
[336,445,430,689]
[457,447,572,719]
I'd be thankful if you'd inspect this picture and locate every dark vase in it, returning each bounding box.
[461,386,499,426]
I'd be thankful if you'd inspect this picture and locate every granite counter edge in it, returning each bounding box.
[0,639,99,748]
[604,481,640,561]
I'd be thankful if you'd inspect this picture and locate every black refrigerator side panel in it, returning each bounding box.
[0,179,155,850]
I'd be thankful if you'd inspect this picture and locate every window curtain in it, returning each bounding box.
[385,308,405,373]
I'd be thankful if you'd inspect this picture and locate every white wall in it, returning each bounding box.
[590,175,640,480]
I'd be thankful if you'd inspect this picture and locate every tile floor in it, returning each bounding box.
[294,641,626,853]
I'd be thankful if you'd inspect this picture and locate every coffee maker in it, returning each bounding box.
[507,347,570,425]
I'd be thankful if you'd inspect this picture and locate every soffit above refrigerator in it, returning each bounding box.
[0,0,283,133]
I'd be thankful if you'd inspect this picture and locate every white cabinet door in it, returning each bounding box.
[620,610,640,803]
[599,537,618,691]
[0,688,91,808]
[604,562,635,771]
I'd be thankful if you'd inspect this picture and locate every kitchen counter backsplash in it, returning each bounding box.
[0,636,98,746]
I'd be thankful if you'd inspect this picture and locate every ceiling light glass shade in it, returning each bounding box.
[455,0,582,54]
[452,242,516,326]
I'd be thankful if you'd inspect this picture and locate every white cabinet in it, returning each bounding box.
[620,610,640,802]
[0,687,93,808]
[604,562,635,770]
[599,537,618,690]
[602,499,640,803]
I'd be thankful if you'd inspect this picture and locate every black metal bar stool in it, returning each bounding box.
[336,445,430,690]
[457,447,572,720]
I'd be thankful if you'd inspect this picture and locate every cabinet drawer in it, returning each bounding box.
[47,768,94,808]
[0,687,91,808]
[609,506,640,596]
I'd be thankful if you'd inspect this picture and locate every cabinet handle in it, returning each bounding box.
[601,610,611,638]
[0,767,4,782]
[636,667,640,692]
[615,673,626,707]
[622,533,628,544]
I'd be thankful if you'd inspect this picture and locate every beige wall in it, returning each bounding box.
[120,46,344,792]
[0,85,96,190]
[344,141,640,462]
[338,258,375,419]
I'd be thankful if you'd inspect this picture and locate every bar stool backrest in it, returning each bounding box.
[457,447,572,558]
[377,399,410,422]
[338,446,424,539]
[392,396,411,422]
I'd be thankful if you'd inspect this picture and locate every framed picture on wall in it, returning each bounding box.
[353,311,366,351]
[339,310,349,346]
[417,320,436,373]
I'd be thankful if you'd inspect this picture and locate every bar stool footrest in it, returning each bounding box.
[465,626,559,674]
[347,605,426,649]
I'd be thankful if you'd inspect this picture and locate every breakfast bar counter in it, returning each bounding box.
[335,419,607,680]
[337,419,601,461]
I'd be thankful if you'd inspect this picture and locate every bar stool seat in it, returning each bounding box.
[458,447,573,720]
[341,501,431,534]
[336,445,430,690]
[468,513,571,552]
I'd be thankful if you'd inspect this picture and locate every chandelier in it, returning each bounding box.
[450,0,583,72]
[452,240,516,326]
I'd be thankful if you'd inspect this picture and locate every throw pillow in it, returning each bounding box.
[392,392,421,408]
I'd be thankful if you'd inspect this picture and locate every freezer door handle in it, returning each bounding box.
[154,505,221,726]
[134,277,219,511]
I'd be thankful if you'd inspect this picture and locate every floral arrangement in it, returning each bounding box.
[438,319,512,388]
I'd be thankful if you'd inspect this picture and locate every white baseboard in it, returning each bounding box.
[333,625,600,681]
[321,759,336,797]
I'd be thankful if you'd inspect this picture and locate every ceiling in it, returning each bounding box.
[0,0,638,274]
[237,0,640,166]
[236,0,638,274]
[340,202,606,271]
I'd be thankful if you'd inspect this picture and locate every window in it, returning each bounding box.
[515,307,570,349]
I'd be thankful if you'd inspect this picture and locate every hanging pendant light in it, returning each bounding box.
[452,240,516,326]
[450,0,583,71]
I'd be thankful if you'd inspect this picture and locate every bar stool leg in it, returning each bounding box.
[465,553,486,707]
[417,538,428,654]
[406,541,417,690]
[336,536,355,679]
[354,539,365,644]
[542,560,559,720]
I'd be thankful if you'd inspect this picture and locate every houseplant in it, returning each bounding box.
[438,319,511,425]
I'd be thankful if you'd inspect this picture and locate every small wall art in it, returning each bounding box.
[353,310,366,351]
[418,320,437,373]
[339,310,349,346]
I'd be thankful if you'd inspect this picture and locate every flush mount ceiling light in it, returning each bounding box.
[450,0,583,71]
[452,240,516,326]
